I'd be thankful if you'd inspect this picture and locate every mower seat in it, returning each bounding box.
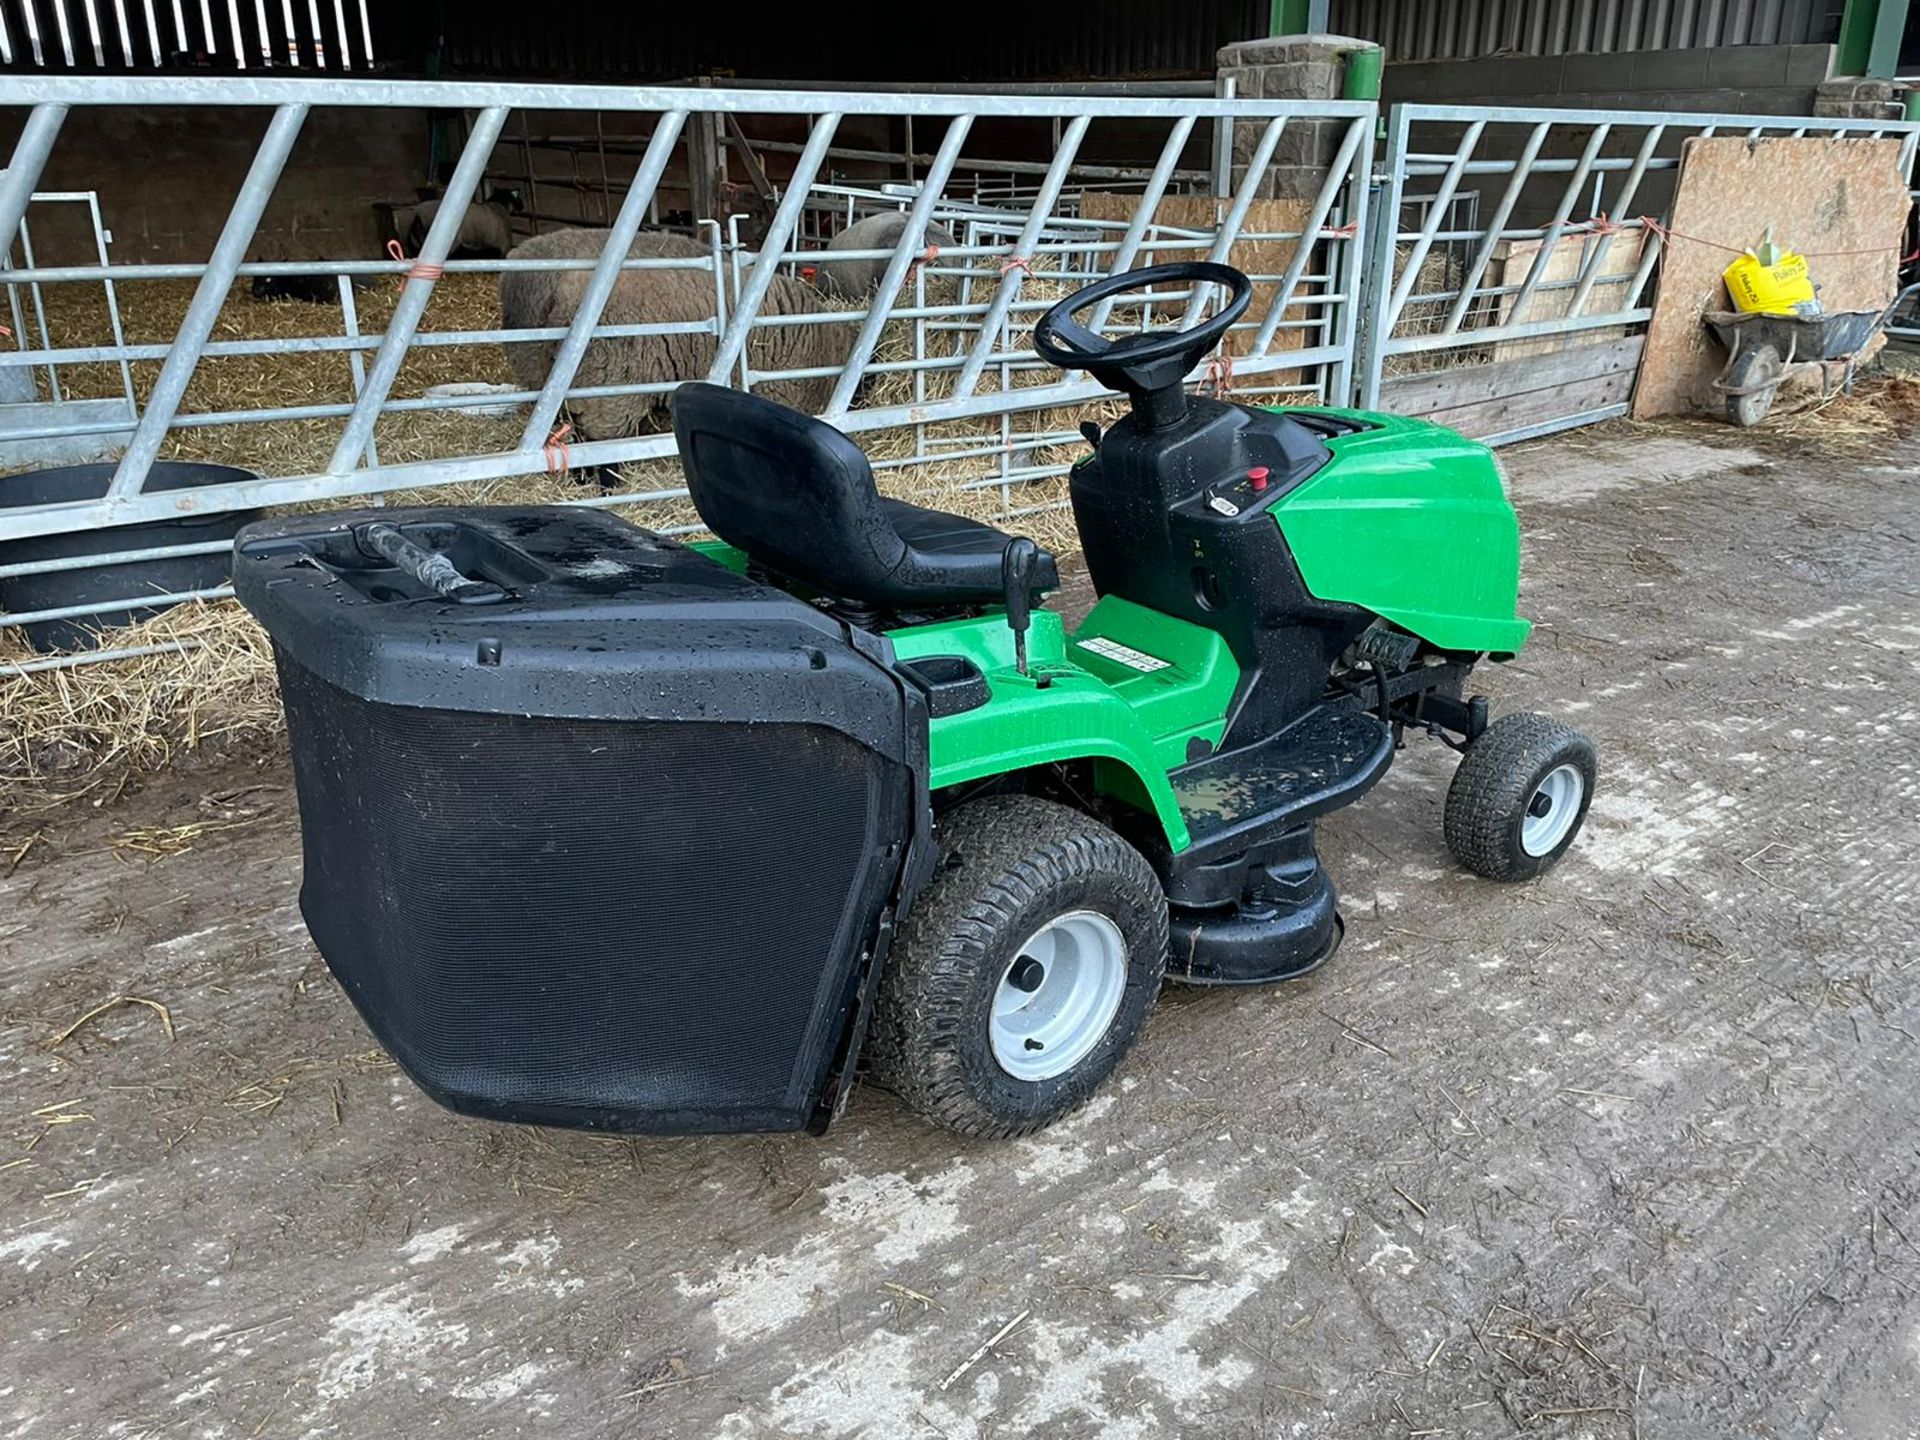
[672,383,1058,607]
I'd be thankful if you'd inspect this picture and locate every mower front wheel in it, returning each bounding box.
[867,796,1168,1139]
[1444,713,1597,881]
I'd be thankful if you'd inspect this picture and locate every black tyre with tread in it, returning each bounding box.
[1443,712,1596,882]
[866,796,1168,1139]
[1725,343,1783,428]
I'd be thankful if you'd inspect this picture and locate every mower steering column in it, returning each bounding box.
[1032,262,1253,433]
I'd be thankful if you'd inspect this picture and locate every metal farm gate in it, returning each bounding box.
[0,77,1376,667]
[1359,103,1920,444]
[0,75,1913,671]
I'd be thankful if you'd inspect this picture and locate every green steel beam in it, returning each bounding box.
[1269,0,1330,35]
[1868,0,1910,77]
[1836,0,1910,78]
[1836,0,1873,72]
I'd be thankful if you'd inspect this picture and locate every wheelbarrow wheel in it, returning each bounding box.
[1725,343,1784,427]
[866,796,1167,1139]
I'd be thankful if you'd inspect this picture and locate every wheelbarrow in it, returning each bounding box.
[1704,282,1920,426]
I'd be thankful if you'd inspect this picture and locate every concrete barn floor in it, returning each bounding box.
[3,418,1919,1439]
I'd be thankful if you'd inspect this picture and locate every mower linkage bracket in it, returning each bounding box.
[1330,660,1487,746]
[1418,691,1490,748]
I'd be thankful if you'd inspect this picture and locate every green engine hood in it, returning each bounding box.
[1270,409,1532,655]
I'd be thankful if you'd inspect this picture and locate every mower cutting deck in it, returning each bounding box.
[236,262,1596,1140]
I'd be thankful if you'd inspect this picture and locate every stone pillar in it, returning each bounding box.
[1216,34,1381,200]
[1812,77,1903,121]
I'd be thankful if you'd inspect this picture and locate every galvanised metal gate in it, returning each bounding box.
[0,79,1915,671]
[0,80,1375,529]
[0,78,1376,666]
[1356,102,1920,444]
[1894,164,1920,343]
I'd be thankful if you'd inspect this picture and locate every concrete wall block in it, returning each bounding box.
[1383,43,1823,122]
[1706,45,1791,88]
[1630,48,1712,89]
[1786,43,1837,84]
[1561,52,1636,92]
[1492,54,1570,95]
[1557,86,1818,117]
[1383,52,1568,101]
[0,106,430,264]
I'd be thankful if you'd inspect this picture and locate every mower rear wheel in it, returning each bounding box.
[867,796,1167,1139]
[1444,713,1597,882]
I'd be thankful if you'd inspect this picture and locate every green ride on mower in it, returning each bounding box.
[237,262,1596,1140]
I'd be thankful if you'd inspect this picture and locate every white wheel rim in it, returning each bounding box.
[989,910,1129,1082]
[1521,763,1585,857]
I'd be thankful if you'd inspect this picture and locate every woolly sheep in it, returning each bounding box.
[499,227,857,440]
[811,212,957,301]
[403,190,519,260]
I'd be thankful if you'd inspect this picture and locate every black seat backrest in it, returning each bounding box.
[671,383,912,599]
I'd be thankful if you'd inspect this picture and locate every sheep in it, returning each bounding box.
[811,212,957,302]
[249,272,375,304]
[499,226,858,440]
[402,189,521,260]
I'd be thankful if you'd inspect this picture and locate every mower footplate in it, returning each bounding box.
[1167,706,1392,880]
[1148,707,1385,986]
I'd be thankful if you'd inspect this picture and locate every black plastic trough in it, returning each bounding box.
[0,461,261,654]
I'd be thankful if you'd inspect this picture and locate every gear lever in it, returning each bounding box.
[1001,537,1040,677]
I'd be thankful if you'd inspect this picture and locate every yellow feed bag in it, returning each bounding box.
[1723,251,1816,315]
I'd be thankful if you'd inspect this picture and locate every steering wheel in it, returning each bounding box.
[1032,262,1254,414]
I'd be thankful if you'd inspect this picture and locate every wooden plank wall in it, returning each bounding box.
[1378,335,1646,439]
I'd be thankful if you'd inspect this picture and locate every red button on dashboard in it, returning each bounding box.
[1248,466,1270,491]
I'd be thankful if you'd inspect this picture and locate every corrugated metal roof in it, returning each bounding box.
[0,0,373,70]
[1,0,1271,82]
[1326,0,1843,60]
[411,0,1266,83]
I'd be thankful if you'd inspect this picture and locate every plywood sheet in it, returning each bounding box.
[1632,137,1910,419]
[1078,194,1313,363]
